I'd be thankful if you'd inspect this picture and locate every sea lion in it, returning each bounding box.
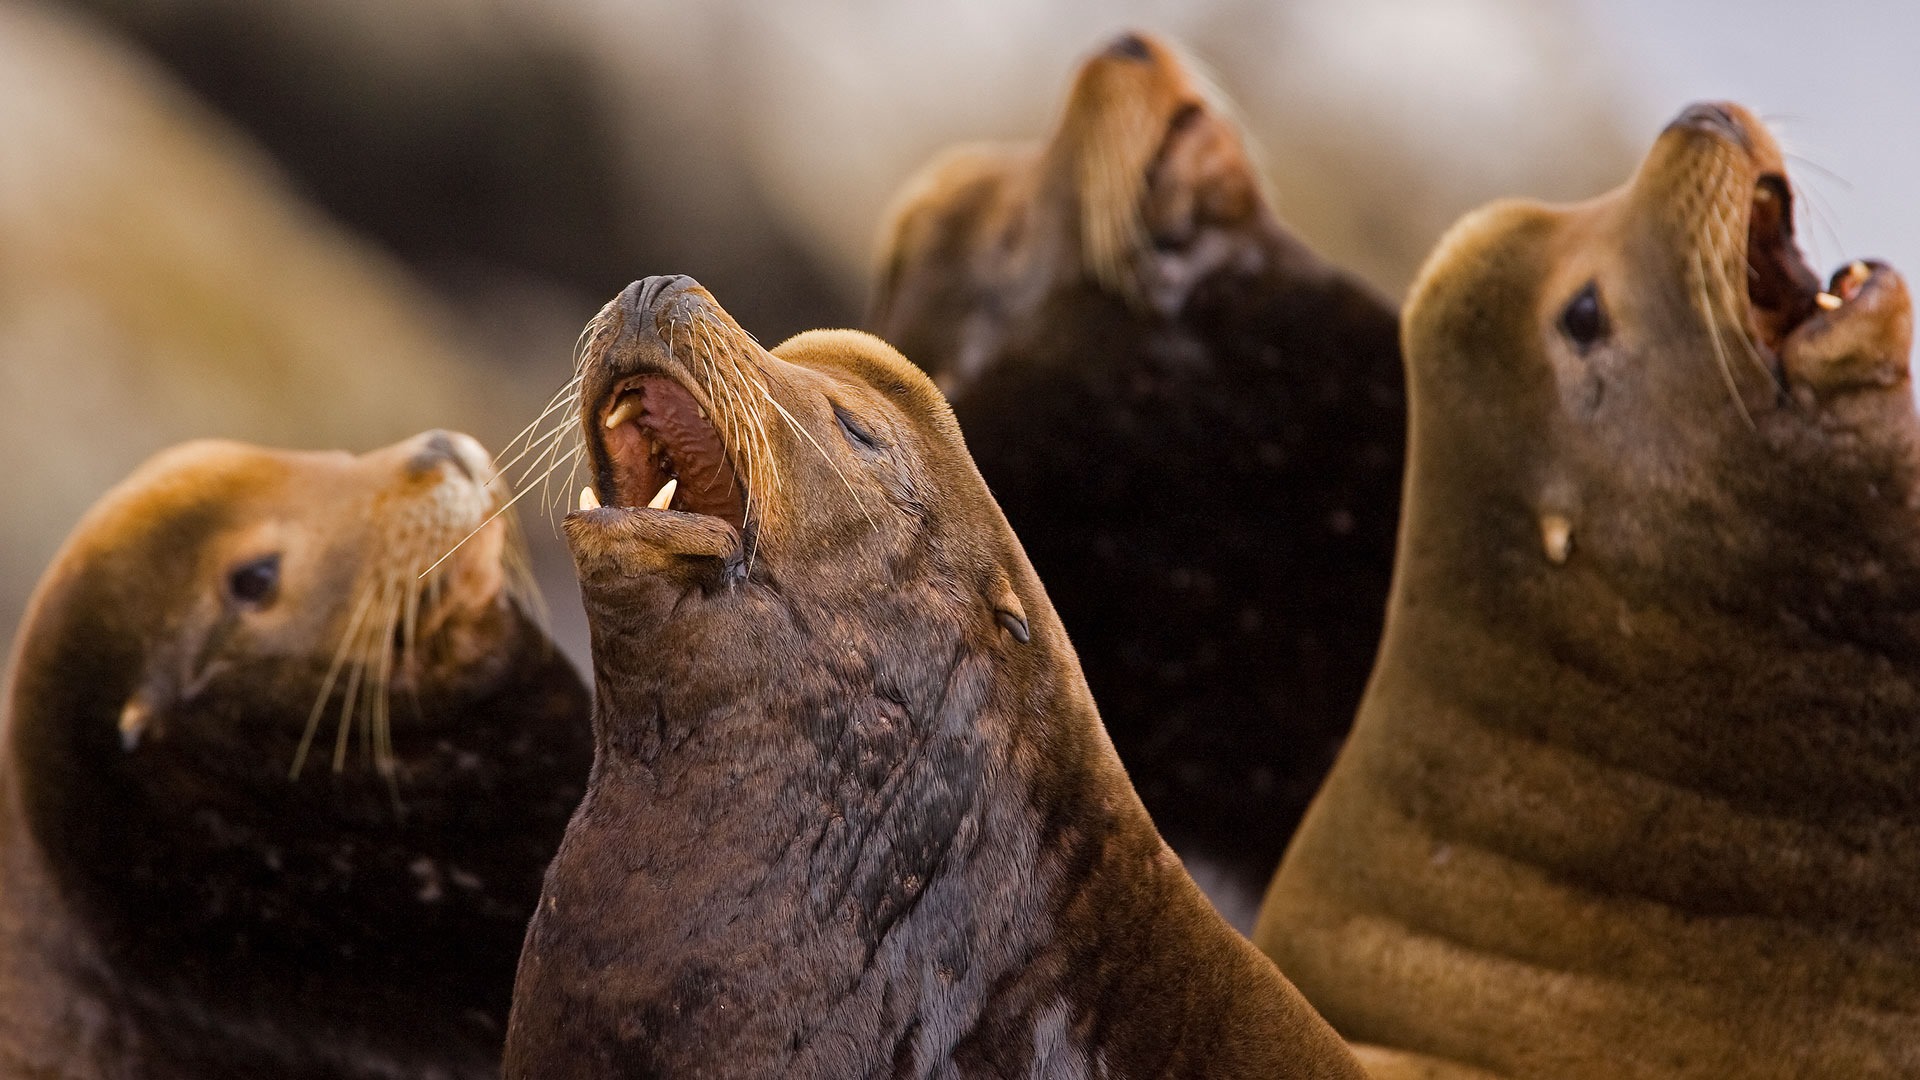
[502,275,1365,1079]
[1254,102,1920,1078]
[869,30,1404,907]
[0,431,592,1079]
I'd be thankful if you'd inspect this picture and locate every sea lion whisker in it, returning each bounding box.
[1693,248,1759,431]
[538,437,585,522]
[699,320,769,501]
[368,585,404,780]
[418,465,563,581]
[499,375,583,467]
[1702,207,1780,387]
[509,415,582,490]
[329,588,383,774]
[292,581,382,779]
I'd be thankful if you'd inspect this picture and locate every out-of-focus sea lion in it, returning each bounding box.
[1256,102,1920,1079]
[0,432,592,1079]
[870,30,1404,907]
[502,275,1365,1079]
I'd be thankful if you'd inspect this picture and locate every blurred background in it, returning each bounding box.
[0,0,1908,669]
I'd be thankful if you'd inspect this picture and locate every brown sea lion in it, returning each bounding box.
[1254,102,1920,1078]
[869,30,1404,909]
[0,431,592,1079]
[502,275,1364,1079]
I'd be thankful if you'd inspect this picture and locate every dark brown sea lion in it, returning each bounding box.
[1255,102,1920,1079]
[502,275,1365,1079]
[869,31,1404,908]
[0,431,592,1079]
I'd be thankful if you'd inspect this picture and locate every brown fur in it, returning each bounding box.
[503,276,1364,1079]
[1256,103,1920,1078]
[0,432,591,1079]
[868,32,1405,902]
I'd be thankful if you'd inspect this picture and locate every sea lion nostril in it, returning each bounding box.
[625,274,699,317]
[1103,31,1153,61]
[1666,102,1750,150]
[409,430,474,480]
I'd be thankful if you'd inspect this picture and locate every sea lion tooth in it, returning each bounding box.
[578,486,601,511]
[605,396,642,429]
[647,477,678,510]
[1540,514,1572,564]
[1816,292,1843,311]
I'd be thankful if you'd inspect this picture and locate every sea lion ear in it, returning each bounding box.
[987,570,1031,645]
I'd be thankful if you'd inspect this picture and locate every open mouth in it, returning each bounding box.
[1743,174,1887,362]
[583,373,748,531]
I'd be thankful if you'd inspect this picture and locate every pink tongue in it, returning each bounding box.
[631,377,745,529]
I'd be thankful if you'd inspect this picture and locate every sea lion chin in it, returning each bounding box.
[504,275,1365,1080]
[1255,102,1920,1079]
[869,29,1404,910]
[0,430,591,1080]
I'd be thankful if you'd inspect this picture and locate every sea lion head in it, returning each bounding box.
[872,29,1276,391]
[1401,100,1917,633]
[568,273,1062,730]
[9,430,534,783]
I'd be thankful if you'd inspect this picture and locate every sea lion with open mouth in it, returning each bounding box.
[503,275,1365,1079]
[871,31,1404,904]
[1255,102,1920,1079]
[0,431,591,1079]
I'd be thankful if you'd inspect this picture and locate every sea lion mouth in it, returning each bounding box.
[590,373,748,532]
[1743,174,1823,356]
[1741,174,1910,387]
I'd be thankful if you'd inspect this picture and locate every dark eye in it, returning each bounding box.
[227,554,281,607]
[833,404,881,452]
[1559,283,1609,349]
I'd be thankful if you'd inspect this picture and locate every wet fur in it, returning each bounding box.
[504,281,1363,1079]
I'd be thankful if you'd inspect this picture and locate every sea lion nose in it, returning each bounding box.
[618,275,699,319]
[1665,102,1752,151]
[1102,31,1153,62]
[407,429,489,481]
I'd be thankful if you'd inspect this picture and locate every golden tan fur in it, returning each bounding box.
[1257,103,1920,1078]
[0,432,590,1079]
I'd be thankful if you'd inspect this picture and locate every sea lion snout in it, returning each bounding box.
[404,428,492,483]
[1100,30,1154,62]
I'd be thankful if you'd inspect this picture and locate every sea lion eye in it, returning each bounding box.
[1559,283,1609,349]
[226,554,281,607]
[833,404,881,452]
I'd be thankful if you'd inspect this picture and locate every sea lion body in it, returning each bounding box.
[503,276,1363,1079]
[871,32,1403,902]
[1255,103,1920,1077]
[0,432,592,1079]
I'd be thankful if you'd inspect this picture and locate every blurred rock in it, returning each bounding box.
[60,0,1639,308]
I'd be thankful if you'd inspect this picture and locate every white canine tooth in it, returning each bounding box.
[1846,261,1871,285]
[604,397,642,429]
[1815,292,1843,311]
[647,477,678,510]
[578,486,601,511]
